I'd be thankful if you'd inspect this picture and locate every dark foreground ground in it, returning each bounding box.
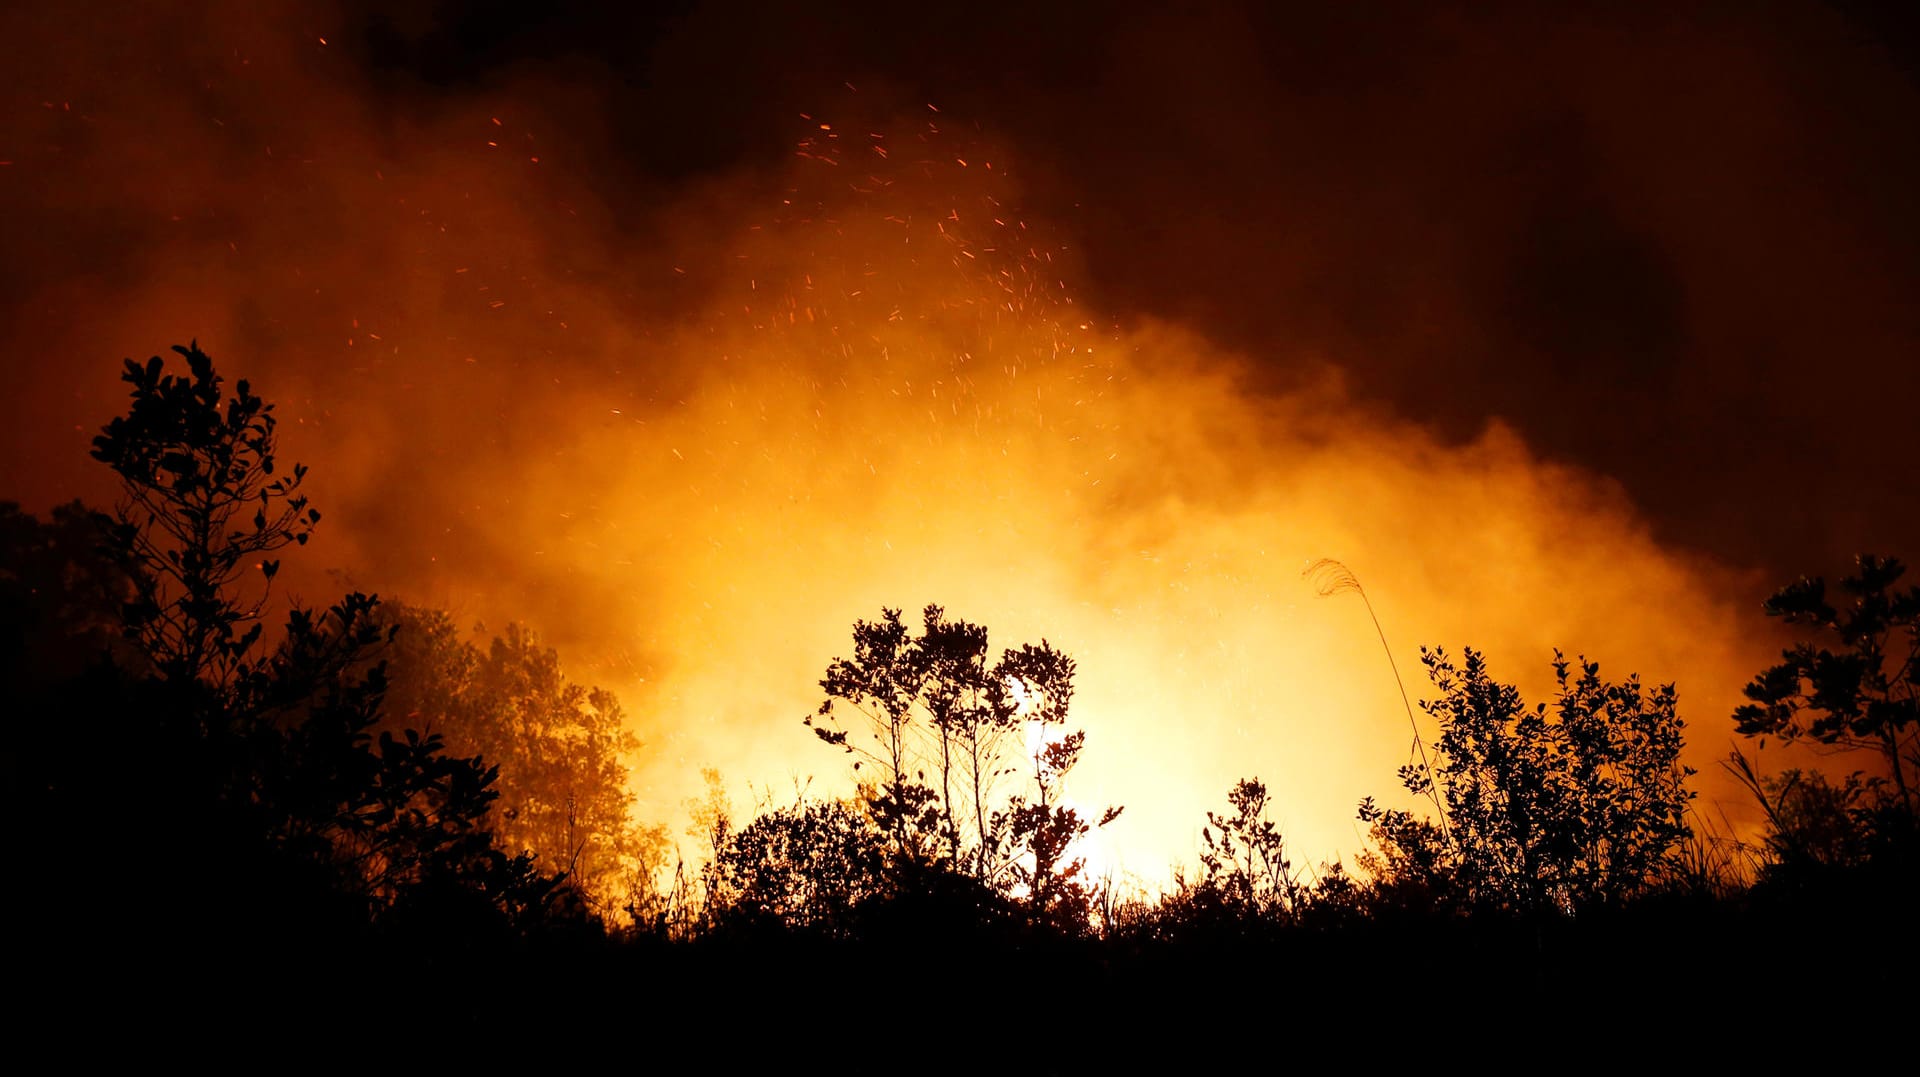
[26,874,1903,1072]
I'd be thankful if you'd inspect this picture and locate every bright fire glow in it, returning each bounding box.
[468,115,1770,887]
[1,25,1786,890]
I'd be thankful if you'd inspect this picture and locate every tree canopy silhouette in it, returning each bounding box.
[803,604,1121,931]
[372,602,665,920]
[68,342,561,937]
[1360,647,1695,914]
[1734,554,1919,814]
[1728,554,1919,876]
[90,343,317,687]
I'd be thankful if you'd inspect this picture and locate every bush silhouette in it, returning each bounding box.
[1360,647,1695,914]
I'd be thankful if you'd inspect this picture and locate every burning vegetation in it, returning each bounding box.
[4,1,1918,1060]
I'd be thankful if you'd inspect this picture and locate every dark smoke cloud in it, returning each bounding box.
[7,1,1914,576]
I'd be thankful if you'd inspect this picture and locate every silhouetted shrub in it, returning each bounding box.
[1359,647,1695,914]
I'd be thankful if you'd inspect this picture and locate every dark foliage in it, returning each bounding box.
[1112,777,1368,949]
[1359,647,1695,914]
[11,346,1919,1063]
[803,604,1122,933]
[705,794,888,936]
[370,602,665,921]
[1726,555,1920,912]
[1196,777,1312,919]
[90,343,318,687]
[1734,554,1919,814]
[0,499,138,683]
[13,344,575,997]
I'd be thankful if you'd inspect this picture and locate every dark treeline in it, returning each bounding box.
[6,345,1918,1063]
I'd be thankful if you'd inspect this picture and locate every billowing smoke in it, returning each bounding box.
[7,1,1904,879]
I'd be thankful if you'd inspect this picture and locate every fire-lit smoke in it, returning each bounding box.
[4,2,1863,884]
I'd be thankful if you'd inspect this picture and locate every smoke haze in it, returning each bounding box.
[4,1,1911,876]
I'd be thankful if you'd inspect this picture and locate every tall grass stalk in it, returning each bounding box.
[1304,559,1451,845]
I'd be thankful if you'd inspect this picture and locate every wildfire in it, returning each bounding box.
[0,17,1781,889]
[526,110,1768,886]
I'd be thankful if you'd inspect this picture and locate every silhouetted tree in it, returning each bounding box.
[245,593,550,919]
[998,640,1123,930]
[1734,555,1919,817]
[373,602,663,919]
[1360,647,1695,914]
[807,605,968,872]
[805,605,1120,930]
[77,342,556,930]
[918,611,1023,881]
[90,343,317,688]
